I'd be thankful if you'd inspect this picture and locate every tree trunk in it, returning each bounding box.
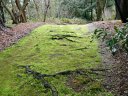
[120,0,128,22]
[11,0,20,24]
[15,0,30,23]
[0,0,5,24]
[115,0,120,19]
[115,0,128,23]
[96,0,106,21]
[1,0,19,24]
[43,0,50,22]
[0,0,5,30]
[33,0,40,19]
[0,17,5,30]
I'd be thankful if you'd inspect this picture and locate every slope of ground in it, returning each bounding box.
[0,22,43,51]
[0,25,113,96]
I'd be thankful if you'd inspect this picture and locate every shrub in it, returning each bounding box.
[93,23,128,55]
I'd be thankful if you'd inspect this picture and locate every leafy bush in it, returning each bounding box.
[93,23,128,55]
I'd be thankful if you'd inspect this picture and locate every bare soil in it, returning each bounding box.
[0,22,43,51]
[91,21,128,96]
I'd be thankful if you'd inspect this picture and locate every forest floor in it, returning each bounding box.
[0,22,43,51]
[0,21,123,96]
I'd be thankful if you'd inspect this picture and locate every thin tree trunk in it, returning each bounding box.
[96,0,106,21]
[33,0,40,19]
[43,0,50,22]
[0,0,6,30]
[15,0,30,23]
[0,0,5,23]
[1,0,17,24]
[11,0,20,24]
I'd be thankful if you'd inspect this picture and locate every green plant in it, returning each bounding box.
[93,28,108,40]
[93,23,128,96]
[93,23,128,54]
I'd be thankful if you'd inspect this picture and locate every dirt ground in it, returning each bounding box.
[92,21,128,96]
[0,22,43,51]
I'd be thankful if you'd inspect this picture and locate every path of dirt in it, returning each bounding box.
[0,22,44,51]
[87,20,128,95]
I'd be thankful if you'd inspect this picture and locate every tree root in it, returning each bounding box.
[76,47,88,50]
[51,34,82,42]
[18,65,109,95]
[18,65,58,96]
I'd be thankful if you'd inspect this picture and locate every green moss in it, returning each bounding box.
[0,25,113,96]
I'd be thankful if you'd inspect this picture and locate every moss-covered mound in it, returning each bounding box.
[0,25,113,96]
